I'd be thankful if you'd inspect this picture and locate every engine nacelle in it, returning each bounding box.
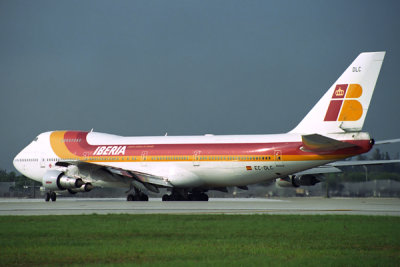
[68,183,94,194]
[276,178,296,187]
[42,170,84,191]
[276,175,322,188]
[293,175,321,187]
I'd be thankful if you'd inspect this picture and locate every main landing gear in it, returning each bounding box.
[126,187,149,201]
[45,192,57,202]
[162,189,209,201]
[126,193,149,201]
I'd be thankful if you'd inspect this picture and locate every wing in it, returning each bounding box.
[328,159,400,167]
[55,160,173,193]
[294,159,400,176]
[106,167,172,188]
[295,165,342,175]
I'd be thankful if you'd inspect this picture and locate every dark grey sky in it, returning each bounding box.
[1,0,400,170]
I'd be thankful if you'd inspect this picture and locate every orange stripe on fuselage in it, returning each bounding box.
[80,154,352,163]
[49,131,371,163]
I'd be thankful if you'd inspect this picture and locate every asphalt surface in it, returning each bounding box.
[0,197,399,216]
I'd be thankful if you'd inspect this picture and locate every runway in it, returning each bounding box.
[0,197,399,216]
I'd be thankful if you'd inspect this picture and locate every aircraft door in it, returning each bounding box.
[141,151,148,167]
[40,154,46,168]
[274,150,284,167]
[193,151,200,167]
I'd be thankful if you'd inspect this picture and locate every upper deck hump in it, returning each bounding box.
[86,132,302,145]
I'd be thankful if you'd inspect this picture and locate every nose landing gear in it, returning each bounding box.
[45,192,57,202]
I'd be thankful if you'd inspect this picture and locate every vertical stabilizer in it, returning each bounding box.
[290,52,385,134]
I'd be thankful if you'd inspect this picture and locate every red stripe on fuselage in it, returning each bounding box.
[58,131,372,158]
[64,131,94,155]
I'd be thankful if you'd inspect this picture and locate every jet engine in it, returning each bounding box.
[276,175,322,188]
[68,183,94,194]
[42,170,84,191]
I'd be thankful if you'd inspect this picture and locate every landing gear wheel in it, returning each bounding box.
[162,194,170,201]
[45,192,50,202]
[127,193,148,201]
[139,194,149,201]
[200,193,209,201]
[188,192,208,201]
[50,192,57,202]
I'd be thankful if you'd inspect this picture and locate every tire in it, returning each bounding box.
[140,194,149,201]
[127,194,135,201]
[200,193,209,201]
[173,194,184,201]
[50,192,57,202]
[162,194,170,201]
[45,192,50,202]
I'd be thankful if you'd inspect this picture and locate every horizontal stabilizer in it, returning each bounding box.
[301,134,358,152]
[374,138,400,145]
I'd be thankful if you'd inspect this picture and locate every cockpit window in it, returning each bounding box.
[33,136,38,142]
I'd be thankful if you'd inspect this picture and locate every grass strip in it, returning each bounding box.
[0,214,399,266]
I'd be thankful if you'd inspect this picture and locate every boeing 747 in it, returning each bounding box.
[13,52,397,201]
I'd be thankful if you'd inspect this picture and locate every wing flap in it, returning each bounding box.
[129,170,172,188]
[104,166,172,187]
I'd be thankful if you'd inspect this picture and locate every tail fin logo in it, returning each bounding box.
[334,87,345,97]
[324,84,363,121]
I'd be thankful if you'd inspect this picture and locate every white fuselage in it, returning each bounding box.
[13,131,372,189]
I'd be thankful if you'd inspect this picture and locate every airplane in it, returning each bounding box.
[13,51,398,202]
